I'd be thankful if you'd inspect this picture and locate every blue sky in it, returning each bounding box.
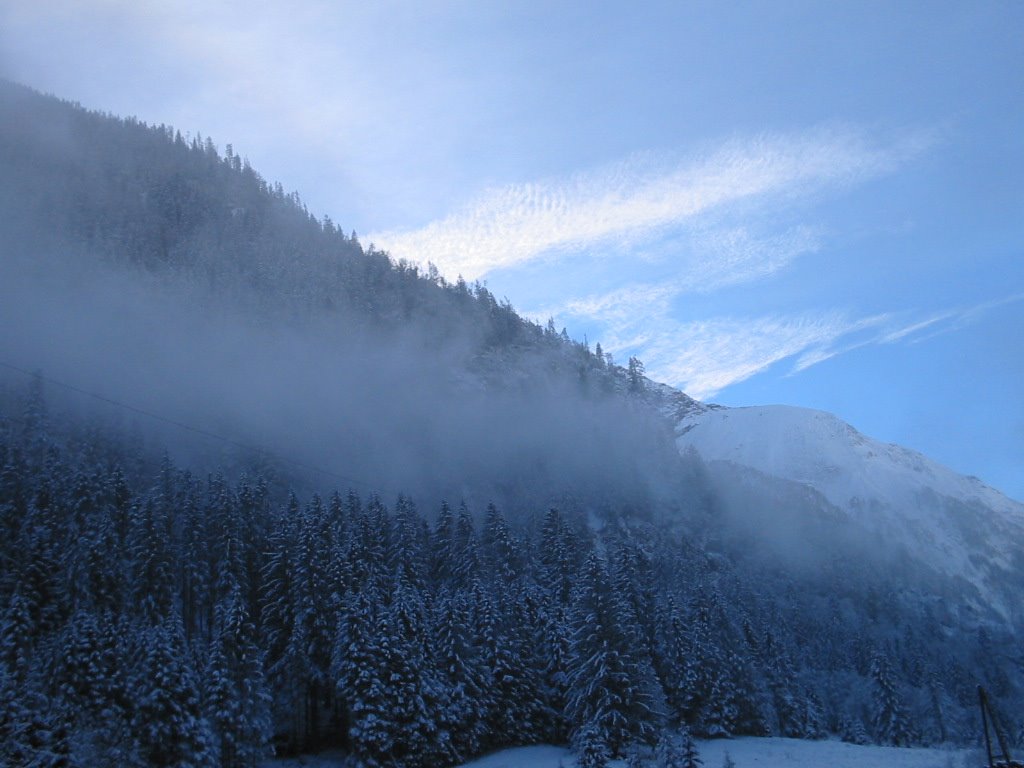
[2,1,1022,499]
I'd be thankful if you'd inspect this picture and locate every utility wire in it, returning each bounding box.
[0,359,378,492]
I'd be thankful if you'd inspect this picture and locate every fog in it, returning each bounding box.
[0,238,688,516]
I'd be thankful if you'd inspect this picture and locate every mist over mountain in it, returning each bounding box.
[0,81,1021,767]
[0,78,693,516]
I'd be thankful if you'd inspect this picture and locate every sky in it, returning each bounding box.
[1,1,1022,499]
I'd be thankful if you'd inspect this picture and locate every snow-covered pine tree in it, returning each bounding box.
[871,652,914,746]
[573,719,611,768]
[651,595,689,725]
[452,503,480,589]
[430,501,456,586]
[291,494,337,748]
[481,502,517,583]
[130,615,215,767]
[15,488,66,640]
[51,609,111,719]
[332,587,391,768]
[0,590,35,683]
[567,551,661,758]
[204,579,271,768]
[839,714,870,745]
[502,581,550,743]
[386,573,450,768]
[390,495,428,592]
[678,726,703,768]
[538,507,578,607]
[0,665,71,768]
[128,495,176,624]
[656,729,702,768]
[431,589,486,761]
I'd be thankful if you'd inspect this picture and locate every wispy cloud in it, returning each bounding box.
[790,294,1024,376]
[892,292,1024,346]
[372,127,931,280]
[680,225,822,292]
[554,284,1024,400]
[639,313,888,400]
[553,281,890,399]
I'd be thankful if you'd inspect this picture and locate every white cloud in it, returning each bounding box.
[637,313,877,400]
[878,311,958,344]
[895,292,1024,345]
[553,281,1024,399]
[681,225,821,292]
[553,281,892,399]
[371,127,929,280]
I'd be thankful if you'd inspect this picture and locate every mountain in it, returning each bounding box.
[676,404,1024,624]
[1,81,1022,766]
[0,78,687,515]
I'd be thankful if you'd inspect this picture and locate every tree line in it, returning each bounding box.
[1,381,1020,768]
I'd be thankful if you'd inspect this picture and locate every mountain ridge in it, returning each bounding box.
[1,82,1022,764]
[675,403,1024,623]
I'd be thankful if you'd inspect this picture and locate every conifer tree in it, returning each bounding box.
[128,496,176,623]
[657,731,698,768]
[678,727,703,768]
[333,588,389,767]
[431,501,456,585]
[205,581,271,768]
[871,653,914,746]
[573,720,611,768]
[431,589,486,761]
[567,552,661,757]
[131,616,215,767]
[481,502,517,582]
[0,662,71,768]
[452,504,480,588]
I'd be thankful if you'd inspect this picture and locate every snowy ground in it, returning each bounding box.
[265,738,977,767]
[693,737,973,768]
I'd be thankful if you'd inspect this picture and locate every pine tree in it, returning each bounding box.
[131,616,215,767]
[678,727,703,768]
[538,600,572,742]
[0,662,71,768]
[538,507,576,606]
[128,495,176,623]
[52,609,112,716]
[481,502,517,582]
[567,552,661,757]
[650,728,706,768]
[390,495,428,592]
[871,653,914,746]
[627,356,645,393]
[431,590,486,761]
[839,715,870,745]
[333,588,391,768]
[205,581,271,768]
[452,503,479,589]
[386,576,449,767]
[431,501,456,585]
[335,579,446,768]
[573,720,611,768]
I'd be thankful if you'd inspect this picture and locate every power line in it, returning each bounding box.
[0,359,378,492]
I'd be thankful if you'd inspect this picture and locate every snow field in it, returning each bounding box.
[266,738,975,768]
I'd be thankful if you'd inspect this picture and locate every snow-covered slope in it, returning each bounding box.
[445,739,971,768]
[675,405,1024,621]
[267,739,973,768]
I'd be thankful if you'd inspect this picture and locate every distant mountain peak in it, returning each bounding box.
[676,403,1024,623]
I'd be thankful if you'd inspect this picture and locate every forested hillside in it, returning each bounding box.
[0,78,695,515]
[0,82,1021,767]
[2,383,1018,767]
